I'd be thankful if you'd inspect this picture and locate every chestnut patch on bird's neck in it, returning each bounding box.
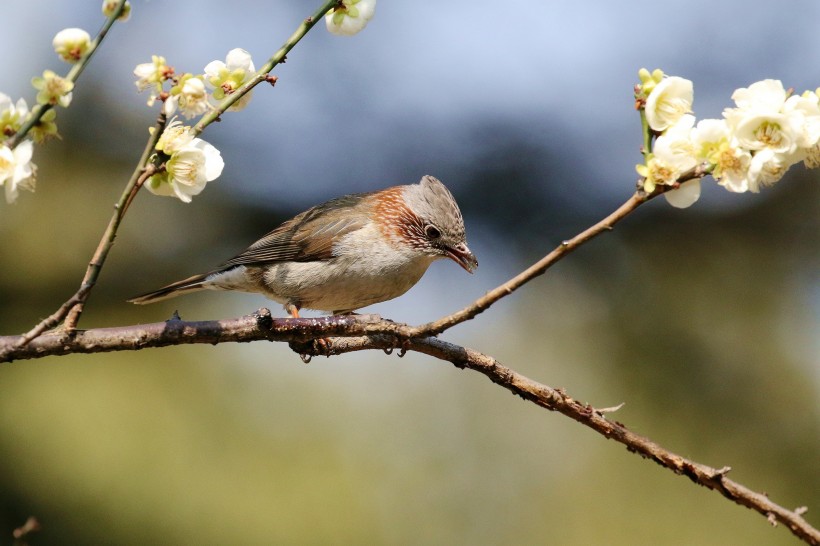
[372,186,428,251]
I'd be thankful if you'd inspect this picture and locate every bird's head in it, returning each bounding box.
[378,175,477,273]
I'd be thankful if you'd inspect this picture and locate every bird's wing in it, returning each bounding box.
[219,193,372,268]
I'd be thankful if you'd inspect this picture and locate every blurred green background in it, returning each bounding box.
[1,1,818,544]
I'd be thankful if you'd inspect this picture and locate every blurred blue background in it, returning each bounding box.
[0,1,817,544]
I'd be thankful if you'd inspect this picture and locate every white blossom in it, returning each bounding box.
[165,76,209,119]
[0,94,29,139]
[635,114,703,207]
[155,119,195,155]
[691,118,752,193]
[204,48,255,111]
[102,0,131,21]
[724,79,801,155]
[31,70,74,107]
[134,55,172,108]
[146,138,224,203]
[655,115,700,208]
[645,76,693,132]
[730,111,801,155]
[654,114,697,167]
[52,28,91,63]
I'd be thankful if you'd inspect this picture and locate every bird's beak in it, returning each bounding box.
[446,243,478,273]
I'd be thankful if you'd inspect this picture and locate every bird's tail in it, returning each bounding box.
[127,273,211,304]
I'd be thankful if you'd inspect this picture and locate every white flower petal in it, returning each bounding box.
[203,60,225,80]
[4,179,16,203]
[13,140,33,165]
[784,92,820,149]
[731,79,787,112]
[664,179,701,208]
[144,174,174,198]
[163,96,177,116]
[225,48,254,72]
[357,0,377,20]
[196,140,224,181]
[14,98,29,117]
[172,183,195,203]
[0,141,36,203]
[653,115,697,173]
[692,118,729,146]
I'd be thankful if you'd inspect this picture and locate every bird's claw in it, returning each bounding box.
[290,336,333,364]
[383,337,411,357]
[314,337,332,356]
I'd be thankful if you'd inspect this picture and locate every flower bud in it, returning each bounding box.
[53,28,91,63]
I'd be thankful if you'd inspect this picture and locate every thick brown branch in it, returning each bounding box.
[0,310,381,361]
[0,313,816,544]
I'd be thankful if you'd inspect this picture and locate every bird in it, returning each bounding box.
[129,175,477,317]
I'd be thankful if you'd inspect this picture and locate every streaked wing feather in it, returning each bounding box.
[220,196,371,268]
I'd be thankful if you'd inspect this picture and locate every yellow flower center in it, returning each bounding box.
[755,121,783,147]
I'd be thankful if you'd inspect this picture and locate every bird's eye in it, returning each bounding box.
[424,224,441,240]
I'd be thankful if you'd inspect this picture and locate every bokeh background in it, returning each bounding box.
[1,1,818,544]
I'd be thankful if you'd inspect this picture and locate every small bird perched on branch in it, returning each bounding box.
[129,175,477,317]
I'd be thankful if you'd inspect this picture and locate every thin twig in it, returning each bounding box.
[12,515,41,540]
[408,191,651,337]
[401,167,709,339]
[12,113,166,348]
[192,0,339,136]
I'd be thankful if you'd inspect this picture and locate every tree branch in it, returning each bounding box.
[315,335,820,545]
[409,191,651,337]
[0,310,382,361]
[0,312,816,544]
